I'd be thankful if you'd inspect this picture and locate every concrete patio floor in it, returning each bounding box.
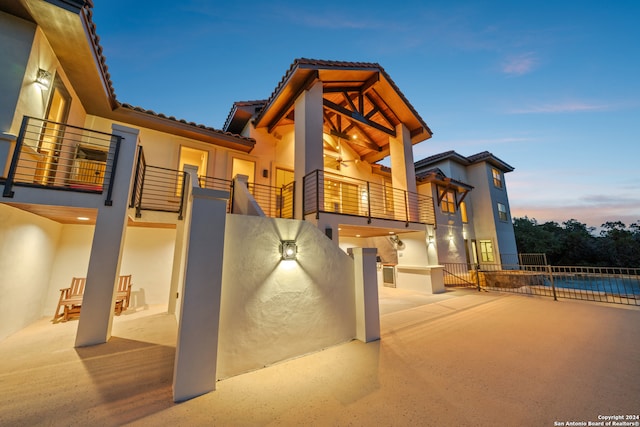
[0,287,638,426]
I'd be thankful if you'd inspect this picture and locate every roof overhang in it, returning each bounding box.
[111,105,255,152]
[4,1,255,151]
[253,59,433,163]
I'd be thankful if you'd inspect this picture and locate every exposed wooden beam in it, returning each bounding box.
[365,93,395,129]
[323,99,396,137]
[349,136,380,152]
[342,122,380,151]
[267,70,319,134]
[456,189,470,207]
[343,91,357,112]
[363,145,390,163]
[360,72,379,93]
[410,126,426,138]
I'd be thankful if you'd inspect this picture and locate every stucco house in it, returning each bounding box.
[1,0,520,402]
[415,150,518,267]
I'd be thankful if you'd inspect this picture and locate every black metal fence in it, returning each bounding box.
[3,116,121,205]
[443,262,640,306]
[303,169,435,225]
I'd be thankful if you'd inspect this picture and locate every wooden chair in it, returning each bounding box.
[114,275,133,315]
[53,277,86,322]
[53,275,133,322]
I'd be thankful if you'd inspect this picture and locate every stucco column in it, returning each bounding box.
[167,165,198,315]
[293,80,324,219]
[389,123,418,220]
[349,247,380,343]
[75,124,138,347]
[173,187,229,402]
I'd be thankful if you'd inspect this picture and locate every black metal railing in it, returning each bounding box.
[129,147,188,219]
[302,169,435,225]
[242,180,294,219]
[199,175,233,213]
[443,262,640,306]
[3,116,121,205]
[129,150,294,220]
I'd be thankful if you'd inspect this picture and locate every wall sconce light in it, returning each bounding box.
[280,240,297,260]
[428,235,435,245]
[448,234,454,242]
[36,68,52,89]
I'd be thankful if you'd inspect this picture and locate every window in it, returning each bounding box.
[492,168,503,188]
[232,157,255,182]
[479,240,495,262]
[324,179,359,215]
[460,201,468,223]
[440,188,456,214]
[497,202,508,221]
[178,146,208,194]
[36,74,71,185]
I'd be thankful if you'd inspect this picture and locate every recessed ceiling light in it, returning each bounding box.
[356,234,361,237]
[77,217,90,221]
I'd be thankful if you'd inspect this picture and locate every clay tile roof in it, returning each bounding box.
[414,150,467,169]
[415,150,514,173]
[415,167,473,190]
[82,2,253,145]
[467,151,514,172]
[222,100,268,133]
[82,2,118,105]
[117,103,256,143]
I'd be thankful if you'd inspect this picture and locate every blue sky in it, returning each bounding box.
[91,1,640,230]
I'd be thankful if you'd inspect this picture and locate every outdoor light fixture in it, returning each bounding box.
[280,240,297,260]
[35,68,52,89]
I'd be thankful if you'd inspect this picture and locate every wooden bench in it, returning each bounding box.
[53,275,133,322]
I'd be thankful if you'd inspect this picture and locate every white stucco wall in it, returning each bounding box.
[217,215,356,379]
[395,231,429,267]
[119,227,176,307]
[0,11,35,134]
[38,223,176,320]
[0,204,61,341]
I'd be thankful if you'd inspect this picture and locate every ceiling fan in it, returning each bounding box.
[333,135,358,169]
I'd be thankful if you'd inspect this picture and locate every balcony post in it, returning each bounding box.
[2,116,28,198]
[366,181,372,223]
[293,81,324,219]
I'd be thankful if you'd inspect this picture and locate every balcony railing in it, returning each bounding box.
[130,146,294,219]
[303,169,435,225]
[2,116,121,205]
[240,181,294,219]
[130,147,190,219]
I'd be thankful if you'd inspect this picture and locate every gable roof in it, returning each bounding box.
[223,100,267,135]
[416,167,474,191]
[250,58,433,163]
[415,150,514,173]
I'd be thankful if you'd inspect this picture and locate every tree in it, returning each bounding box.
[599,221,640,267]
[511,217,640,267]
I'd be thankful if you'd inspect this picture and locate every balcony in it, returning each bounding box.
[2,118,434,227]
[2,116,121,205]
[303,169,435,225]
